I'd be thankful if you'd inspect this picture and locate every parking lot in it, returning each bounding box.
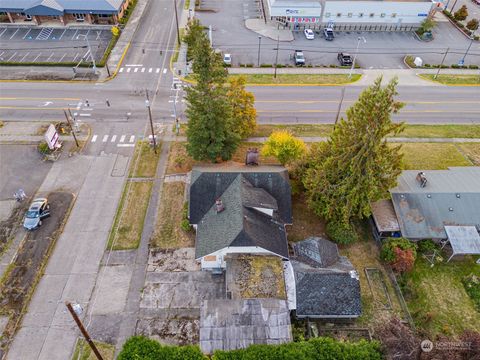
[0,27,112,63]
[196,0,480,68]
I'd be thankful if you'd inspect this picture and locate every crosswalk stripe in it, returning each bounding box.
[148,68,153,73]
[129,135,135,143]
[102,135,108,142]
[141,68,145,72]
[119,135,126,143]
[134,68,139,73]
[127,68,131,73]
[91,135,97,143]
[156,68,160,73]
[111,135,117,142]
[117,144,135,147]
[163,68,167,74]
[119,68,124,73]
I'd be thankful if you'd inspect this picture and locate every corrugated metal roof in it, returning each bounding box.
[445,226,480,255]
[390,167,480,239]
[0,0,123,13]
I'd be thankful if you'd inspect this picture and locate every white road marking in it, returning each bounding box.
[85,29,91,37]
[0,28,7,38]
[76,102,82,110]
[102,135,108,142]
[110,135,117,142]
[58,53,67,62]
[81,108,93,111]
[156,68,160,73]
[9,28,19,40]
[125,64,143,67]
[7,52,17,61]
[79,113,91,117]
[83,50,90,59]
[141,68,145,72]
[96,31,101,41]
[127,68,131,73]
[117,144,135,147]
[71,29,79,40]
[119,67,124,72]
[33,53,42,62]
[134,68,139,73]
[0,51,4,58]
[22,29,32,40]
[119,135,126,143]
[129,135,135,143]
[72,53,79,62]
[148,68,153,73]
[19,52,30,62]
[163,68,167,74]
[59,29,67,40]
[46,52,55,62]
[91,135,98,142]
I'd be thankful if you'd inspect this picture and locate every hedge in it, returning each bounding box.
[118,336,382,360]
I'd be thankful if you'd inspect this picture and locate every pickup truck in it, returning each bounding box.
[294,50,305,66]
[324,28,334,41]
[337,52,353,66]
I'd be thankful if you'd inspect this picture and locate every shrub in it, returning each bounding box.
[417,239,438,254]
[181,203,192,232]
[118,336,205,359]
[261,130,306,166]
[466,18,479,31]
[454,5,468,21]
[260,63,272,68]
[424,63,431,67]
[381,237,417,273]
[37,141,51,155]
[462,274,480,311]
[326,221,358,245]
[469,64,479,69]
[404,55,415,68]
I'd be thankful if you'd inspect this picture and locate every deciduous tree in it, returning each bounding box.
[466,18,479,31]
[303,77,404,224]
[227,76,257,139]
[454,5,468,21]
[261,131,306,165]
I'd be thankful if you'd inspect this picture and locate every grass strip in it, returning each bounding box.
[72,338,115,360]
[419,74,480,85]
[129,141,161,178]
[400,143,472,169]
[229,73,361,84]
[107,181,153,250]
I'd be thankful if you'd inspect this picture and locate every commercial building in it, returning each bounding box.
[0,0,131,26]
[266,0,442,31]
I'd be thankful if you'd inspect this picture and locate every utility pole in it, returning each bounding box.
[65,302,103,360]
[63,109,79,147]
[145,90,157,153]
[257,36,262,67]
[274,36,280,79]
[434,47,449,79]
[174,0,181,46]
[450,0,459,13]
[334,87,346,128]
[349,37,366,79]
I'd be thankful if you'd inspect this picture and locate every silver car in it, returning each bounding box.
[23,198,50,230]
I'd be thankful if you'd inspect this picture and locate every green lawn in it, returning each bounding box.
[228,73,361,85]
[129,141,161,178]
[419,74,480,85]
[401,257,480,338]
[72,339,115,360]
[400,143,472,169]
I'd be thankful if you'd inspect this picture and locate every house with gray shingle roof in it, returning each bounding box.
[189,165,292,271]
[0,0,130,25]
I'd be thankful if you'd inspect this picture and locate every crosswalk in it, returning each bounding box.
[119,67,162,74]
[91,134,138,147]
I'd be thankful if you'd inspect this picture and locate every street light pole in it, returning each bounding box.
[274,36,280,78]
[145,90,157,154]
[349,37,365,79]
[257,36,262,67]
[174,0,181,46]
[334,87,346,127]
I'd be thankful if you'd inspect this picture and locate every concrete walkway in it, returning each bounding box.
[245,19,294,41]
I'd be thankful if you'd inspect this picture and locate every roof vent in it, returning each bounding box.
[416,172,427,188]
[215,199,225,213]
[449,207,453,212]
[245,148,259,166]
[456,194,461,198]
[427,194,431,198]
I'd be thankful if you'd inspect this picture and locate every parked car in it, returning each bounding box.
[223,53,231,65]
[337,52,353,66]
[324,28,334,41]
[304,29,315,40]
[294,50,305,66]
[23,198,50,230]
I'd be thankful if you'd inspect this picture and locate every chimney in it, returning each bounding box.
[215,199,225,213]
[245,148,259,166]
[416,172,427,188]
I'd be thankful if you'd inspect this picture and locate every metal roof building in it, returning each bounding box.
[0,0,125,15]
[390,167,480,240]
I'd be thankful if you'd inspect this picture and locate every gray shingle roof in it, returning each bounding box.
[0,0,124,14]
[390,167,480,239]
[293,237,340,268]
[194,174,289,259]
[200,299,292,354]
[292,260,361,318]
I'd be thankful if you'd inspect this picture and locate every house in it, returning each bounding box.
[284,237,362,319]
[189,165,292,271]
[0,0,131,26]
[371,167,480,241]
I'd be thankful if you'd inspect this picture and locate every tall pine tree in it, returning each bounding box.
[185,32,240,161]
[303,77,404,224]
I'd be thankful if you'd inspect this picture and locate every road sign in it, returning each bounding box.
[45,124,60,150]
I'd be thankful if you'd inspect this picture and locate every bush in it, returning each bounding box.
[181,203,192,232]
[469,64,479,69]
[118,336,205,360]
[260,63,272,68]
[462,274,480,311]
[381,237,417,273]
[404,55,415,68]
[424,63,431,67]
[261,130,306,166]
[466,18,479,31]
[37,141,51,155]
[326,221,358,245]
[417,239,438,254]
[454,5,468,21]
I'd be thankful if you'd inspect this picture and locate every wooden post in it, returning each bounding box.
[63,109,79,147]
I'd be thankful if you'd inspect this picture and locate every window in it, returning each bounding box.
[348,13,353,17]
[325,12,331,18]
[391,13,397,18]
[74,13,85,21]
[336,13,342,17]
[359,13,364,17]
[369,13,374,17]
[380,13,386,17]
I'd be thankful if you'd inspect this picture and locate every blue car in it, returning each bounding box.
[23,198,50,230]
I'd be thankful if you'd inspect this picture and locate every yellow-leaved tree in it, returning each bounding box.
[261,130,306,166]
[227,76,257,139]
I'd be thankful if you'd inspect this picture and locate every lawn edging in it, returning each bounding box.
[417,73,480,86]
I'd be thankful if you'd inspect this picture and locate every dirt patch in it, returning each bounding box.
[0,192,74,354]
[288,194,326,243]
[151,182,194,249]
[136,317,199,346]
[147,248,200,272]
[0,202,28,256]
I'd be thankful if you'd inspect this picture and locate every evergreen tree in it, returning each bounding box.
[227,76,257,139]
[183,18,204,61]
[454,5,468,21]
[303,77,404,224]
[185,35,240,161]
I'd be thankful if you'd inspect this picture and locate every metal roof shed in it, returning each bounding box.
[444,226,480,262]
